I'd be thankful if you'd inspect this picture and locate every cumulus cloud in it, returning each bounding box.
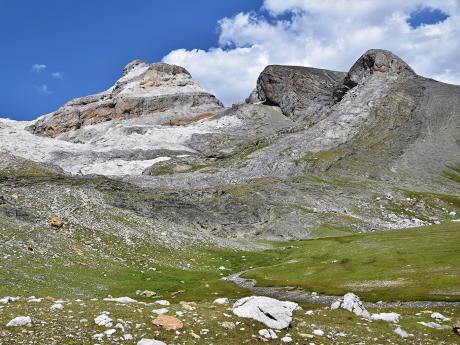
[163,0,460,105]
[37,84,52,95]
[31,64,47,72]
[51,71,63,79]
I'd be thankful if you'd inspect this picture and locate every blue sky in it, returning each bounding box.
[0,0,262,120]
[1,0,459,120]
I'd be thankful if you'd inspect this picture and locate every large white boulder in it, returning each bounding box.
[232,296,299,329]
[331,293,370,319]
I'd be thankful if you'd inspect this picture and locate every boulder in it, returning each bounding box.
[213,297,229,305]
[26,61,223,137]
[431,312,450,322]
[94,313,113,327]
[152,315,183,330]
[50,216,63,228]
[258,329,277,339]
[371,312,400,323]
[331,293,370,319]
[394,327,410,338]
[7,316,32,327]
[232,296,299,329]
[453,319,460,334]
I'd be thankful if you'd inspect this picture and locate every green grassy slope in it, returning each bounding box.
[243,223,460,302]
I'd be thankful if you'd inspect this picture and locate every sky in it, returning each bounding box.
[1,0,459,120]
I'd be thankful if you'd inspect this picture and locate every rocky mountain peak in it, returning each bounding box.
[26,61,223,137]
[348,49,415,84]
[334,49,416,102]
[122,59,148,76]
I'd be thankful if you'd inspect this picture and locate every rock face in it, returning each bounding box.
[333,49,415,101]
[253,65,345,124]
[331,293,370,319]
[232,296,299,329]
[26,60,223,137]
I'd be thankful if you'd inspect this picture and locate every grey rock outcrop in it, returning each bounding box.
[26,60,223,137]
[254,65,345,124]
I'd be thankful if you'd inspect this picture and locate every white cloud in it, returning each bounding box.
[32,64,47,73]
[163,0,460,105]
[37,84,52,95]
[51,71,63,79]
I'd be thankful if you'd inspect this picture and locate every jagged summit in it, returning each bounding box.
[26,60,223,137]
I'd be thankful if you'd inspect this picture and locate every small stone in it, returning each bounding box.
[50,303,64,311]
[431,312,450,322]
[213,297,229,305]
[152,315,183,330]
[7,316,32,327]
[221,321,235,330]
[299,333,315,339]
[142,290,156,297]
[137,339,167,345]
[258,329,277,339]
[151,308,169,315]
[313,329,324,336]
[156,300,170,306]
[394,327,409,338]
[453,319,460,334]
[50,216,63,228]
[94,313,113,328]
[281,336,293,343]
[371,312,400,323]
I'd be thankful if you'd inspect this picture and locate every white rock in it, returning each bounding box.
[417,321,446,329]
[371,312,400,323]
[449,211,456,216]
[50,303,64,311]
[232,296,299,329]
[151,308,169,315]
[213,297,229,305]
[124,334,133,340]
[94,313,113,327]
[103,296,139,304]
[218,266,226,270]
[431,312,450,322]
[137,339,167,345]
[331,293,370,319]
[313,329,324,336]
[394,327,409,338]
[7,316,32,327]
[0,296,19,304]
[156,300,170,306]
[104,329,116,337]
[281,336,293,343]
[258,329,278,339]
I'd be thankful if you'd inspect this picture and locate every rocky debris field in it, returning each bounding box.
[1,293,460,345]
